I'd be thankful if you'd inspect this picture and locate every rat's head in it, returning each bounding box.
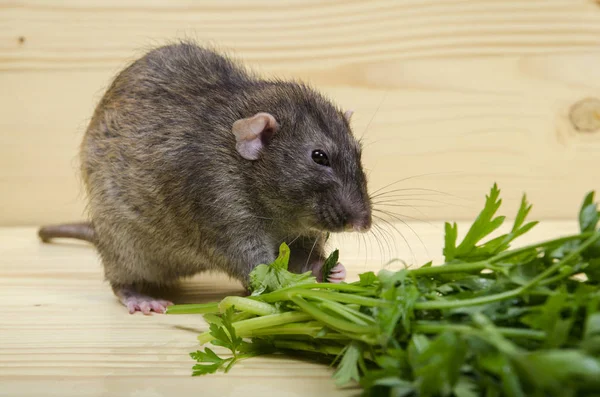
[232,83,372,234]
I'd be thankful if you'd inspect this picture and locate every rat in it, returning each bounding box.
[38,41,372,315]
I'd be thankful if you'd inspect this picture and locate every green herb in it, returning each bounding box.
[322,249,340,281]
[169,184,600,396]
[249,242,316,296]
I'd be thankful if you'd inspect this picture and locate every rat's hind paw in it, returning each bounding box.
[327,263,347,283]
[124,296,173,315]
[115,286,173,315]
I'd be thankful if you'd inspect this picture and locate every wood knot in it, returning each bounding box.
[569,97,600,133]
[17,36,26,45]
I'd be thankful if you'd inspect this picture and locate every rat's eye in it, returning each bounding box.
[311,150,330,167]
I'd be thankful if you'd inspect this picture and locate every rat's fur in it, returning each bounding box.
[42,42,372,303]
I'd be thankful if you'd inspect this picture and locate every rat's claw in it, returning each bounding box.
[126,301,138,314]
[327,263,347,283]
[139,301,151,315]
[150,300,172,314]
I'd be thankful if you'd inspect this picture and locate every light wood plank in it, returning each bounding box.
[2,0,600,225]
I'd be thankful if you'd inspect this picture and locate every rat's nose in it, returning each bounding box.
[345,212,372,233]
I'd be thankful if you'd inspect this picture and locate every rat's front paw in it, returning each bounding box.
[327,263,347,283]
[309,260,346,283]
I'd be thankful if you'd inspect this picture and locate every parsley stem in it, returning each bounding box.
[257,288,387,307]
[197,311,312,345]
[291,296,375,343]
[408,260,490,277]
[491,232,595,263]
[290,295,376,335]
[243,322,349,340]
[415,288,519,310]
[285,283,376,294]
[539,272,582,287]
[311,297,376,325]
[520,231,600,292]
[218,296,277,316]
[413,321,546,340]
[233,311,312,333]
[249,324,374,344]
[273,340,344,356]
[166,302,219,314]
[231,311,255,322]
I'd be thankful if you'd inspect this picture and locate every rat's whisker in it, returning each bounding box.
[369,172,459,197]
[372,192,452,199]
[369,225,387,263]
[304,233,321,270]
[374,211,430,260]
[379,213,417,262]
[359,89,388,142]
[372,202,440,209]
[373,208,437,228]
[372,200,434,221]
[373,197,473,210]
[373,214,415,265]
[370,187,464,200]
[385,215,428,261]
[374,222,396,262]
[373,225,385,257]
[286,233,303,247]
[361,231,369,270]
[357,232,368,272]
[371,200,446,208]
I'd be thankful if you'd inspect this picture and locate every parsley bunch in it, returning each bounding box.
[168,184,600,396]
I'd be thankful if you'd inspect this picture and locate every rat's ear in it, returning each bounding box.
[232,112,279,160]
[344,110,354,122]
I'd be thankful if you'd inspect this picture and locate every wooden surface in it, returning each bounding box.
[2,0,600,225]
[0,221,582,397]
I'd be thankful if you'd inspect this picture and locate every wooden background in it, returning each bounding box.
[2,0,600,226]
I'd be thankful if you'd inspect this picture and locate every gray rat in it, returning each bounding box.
[39,42,372,314]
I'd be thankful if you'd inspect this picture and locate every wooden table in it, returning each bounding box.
[0,221,581,397]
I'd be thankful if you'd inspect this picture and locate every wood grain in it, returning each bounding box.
[0,221,582,397]
[2,0,600,225]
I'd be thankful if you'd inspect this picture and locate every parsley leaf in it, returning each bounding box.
[356,271,378,287]
[332,342,363,386]
[409,331,468,396]
[209,306,242,352]
[446,183,505,262]
[321,249,339,282]
[190,348,227,376]
[579,191,599,233]
[444,184,538,263]
[249,242,316,295]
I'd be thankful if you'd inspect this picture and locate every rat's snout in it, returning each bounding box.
[345,210,372,233]
[340,196,372,233]
[337,185,372,233]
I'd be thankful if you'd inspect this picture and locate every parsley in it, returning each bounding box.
[321,249,340,282]
[189,306,274,375]
[249,242,316,296]
[170,184,600,396]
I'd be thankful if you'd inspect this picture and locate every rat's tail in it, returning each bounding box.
[38,222,96,244]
